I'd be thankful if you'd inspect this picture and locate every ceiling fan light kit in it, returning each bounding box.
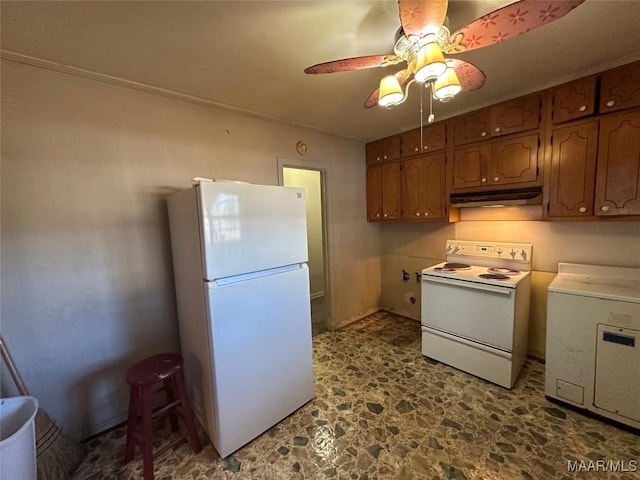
[433,65,462,102]
[305,0,585,118]
[378,75,406,107]
[413,38,447,84]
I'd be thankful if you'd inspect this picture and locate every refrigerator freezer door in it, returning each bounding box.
[197,182,309,280]
[204,263,314,458]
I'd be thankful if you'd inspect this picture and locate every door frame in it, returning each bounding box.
[277,156,332,330]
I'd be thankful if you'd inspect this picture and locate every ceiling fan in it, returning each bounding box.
[305,0,584,111]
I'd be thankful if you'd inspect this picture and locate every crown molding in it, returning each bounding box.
[0,50,360,142]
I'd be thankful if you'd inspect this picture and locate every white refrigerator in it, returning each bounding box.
[166,180,314,458]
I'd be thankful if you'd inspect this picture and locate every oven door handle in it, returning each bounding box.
[422,276,513,295]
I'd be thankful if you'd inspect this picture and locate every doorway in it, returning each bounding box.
[282,166,329,336]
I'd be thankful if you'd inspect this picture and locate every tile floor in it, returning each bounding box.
[73,312,639,480]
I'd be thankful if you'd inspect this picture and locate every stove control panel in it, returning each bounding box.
[445,240,533,262]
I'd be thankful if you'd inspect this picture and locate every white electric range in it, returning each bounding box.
[421,240,533,388]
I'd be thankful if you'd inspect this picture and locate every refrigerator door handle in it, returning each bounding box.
[209,263,306,287]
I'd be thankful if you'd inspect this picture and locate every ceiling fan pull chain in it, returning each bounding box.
[420,85,424,148]
[428,82,435,124]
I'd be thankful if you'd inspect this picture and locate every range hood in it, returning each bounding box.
[450,186,542,208]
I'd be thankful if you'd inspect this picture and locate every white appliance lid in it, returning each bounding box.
[548,263,640,304]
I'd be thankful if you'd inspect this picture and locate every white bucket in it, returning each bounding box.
[0,396,38,480]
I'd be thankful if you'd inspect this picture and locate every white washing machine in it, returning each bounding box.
[545,263,640,429]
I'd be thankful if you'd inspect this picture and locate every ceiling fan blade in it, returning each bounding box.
[443,0,584,53]
[304,55,404,74]
[447,59,486,91]
[398,0,449,37]
[364,69,412,109]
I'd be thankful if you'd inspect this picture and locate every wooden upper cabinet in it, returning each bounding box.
[490,133,539,186]
[366,135,400,165]
[552,76,597,124]
[547,120,599,217]
[600,62,640,114]
[381,162,401,219]
[452,109,491,146]
[594,110,640,216]
[401,124,446,157]
[366,140,382,165]
[490,95,540,137]
[366,165,383,221]
[453,134,540,191]
[452,143,491,189]
[402,153,446,220]
[366,163,402,221]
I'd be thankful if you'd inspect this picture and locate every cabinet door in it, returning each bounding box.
[594,111,640,216]
[401,124,446,156]
[491,95,540,137]
[366,166,382,221]
[366,140,383,165]
[382,135,401,162]
[453,144,491,188]
[366,136,400,164]
[600,62,640,114]
[552,76,596,124]
[382,162,401,219]
[452,143,491,189]
[490,134,539,186]
[402,153,446,220]
[452,109,491,146]
[548,121,598,217]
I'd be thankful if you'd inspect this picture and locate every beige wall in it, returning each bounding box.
[283,168,325,297]
[0,60,381,438]
[380,211,640,358]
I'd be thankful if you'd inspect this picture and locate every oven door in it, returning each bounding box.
[421,275,516,351]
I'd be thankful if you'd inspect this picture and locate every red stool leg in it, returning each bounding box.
[174,368,202,453]
[141,385,155,480]
[124,385,139,463]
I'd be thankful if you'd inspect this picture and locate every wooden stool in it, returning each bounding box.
[124,352,202,480]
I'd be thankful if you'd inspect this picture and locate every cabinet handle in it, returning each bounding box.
[414,147,419,152]
[481,131,487,137]
[578,206,587,213]
[383,155,388,160]
[606,100,615,108]
[494,127,501,133]
[578,105,587,112]
[481,177,487,183]
[600,205,610,212]
[493,176,500,182]
[376,156,381,161]
[376,213,381,218]
[416,212,421,217]
[423,145,429,150]
[424,212,429,217]
[383,213,388,218]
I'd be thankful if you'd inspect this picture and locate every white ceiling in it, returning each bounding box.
[2,1,640,142]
